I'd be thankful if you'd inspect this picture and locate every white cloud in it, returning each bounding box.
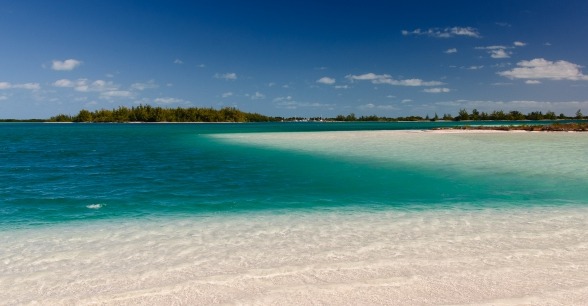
[13,83,40,90]
[346,73,388,81]
[475,45,511,59]
[423,87,450,93]
[250,91,265,100]
[498,58,588,81]
[214,72,237,80]
[475,45,507,50]
[490,49,510,59]
[276,100,334,110]
[385,79,443,86]
[492,62,512,68]
[0,95,7,101]
[51,59,82,71]
[525,80,542,84]
[317,77,336,85]
[514,41,526,47]
[221,92,233,98]
[53,79,74,87]
[273,96,293,103]
[174,59,184,64]
[100,90,133,98]
[358,103,396,111]
[444,48,458,54]
[131,81,158,91]
[273,96,334,110]
[465,65,484,70]
[52,78,121,93]
[450,27,480,37]
[76,79,118,92]
[0,82,40,90]
[346,73,443,86]
[334,85,349,89]
[402,27,480,38]
[154,97,186,104]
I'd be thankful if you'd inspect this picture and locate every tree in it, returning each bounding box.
[544,111,556,120]
[470,109,480,120]
[457,108,469,121]
[75,109,93,122]
[491,110,506,120]
[576,109,584,119]
[508,110,525,120]
[50,114,73,122]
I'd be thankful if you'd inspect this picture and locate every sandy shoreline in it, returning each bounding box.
[426,128,532,133]
[3,207,588,305]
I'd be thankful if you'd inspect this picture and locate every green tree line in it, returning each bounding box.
[45,106,585,123]
[49,105,277,123]
[333,108,585,122]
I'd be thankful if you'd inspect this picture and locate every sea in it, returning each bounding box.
[1,122,587,305]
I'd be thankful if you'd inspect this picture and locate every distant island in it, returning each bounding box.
[0,106,586,126]
[45,105,277,123]
[436,122,588,132]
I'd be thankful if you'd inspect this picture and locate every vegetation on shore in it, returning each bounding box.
[333,108,585,122]
[48,105,277,123]
[1,105,584,124]
[440,122,588,132]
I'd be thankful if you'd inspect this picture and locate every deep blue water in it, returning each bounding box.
[1,122,586,228]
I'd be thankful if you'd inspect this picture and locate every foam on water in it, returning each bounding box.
[86,204,104,209]
[2,205,588,305]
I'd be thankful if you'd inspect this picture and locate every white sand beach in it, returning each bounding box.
[2,206,588,305]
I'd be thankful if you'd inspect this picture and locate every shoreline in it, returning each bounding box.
[434,122,588,132]
[4,206,588,305]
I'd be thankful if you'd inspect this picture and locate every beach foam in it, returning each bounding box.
[2,206,588,304]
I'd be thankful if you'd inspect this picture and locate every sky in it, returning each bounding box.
[1,0,588,119]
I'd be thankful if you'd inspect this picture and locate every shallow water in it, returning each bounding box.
[1,123,587,304]
[3,207,588,304]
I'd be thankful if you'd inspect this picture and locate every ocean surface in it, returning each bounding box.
[1,122,588,304]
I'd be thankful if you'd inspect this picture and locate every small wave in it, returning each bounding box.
[86,204,104,209]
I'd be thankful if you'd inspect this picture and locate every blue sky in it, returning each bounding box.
[1,0,588,119]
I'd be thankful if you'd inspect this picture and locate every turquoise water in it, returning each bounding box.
[2,122,588,304]
[1,122,586,227]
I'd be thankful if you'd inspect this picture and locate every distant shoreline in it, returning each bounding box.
[2,120,587,132]
[435,122,588,132]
